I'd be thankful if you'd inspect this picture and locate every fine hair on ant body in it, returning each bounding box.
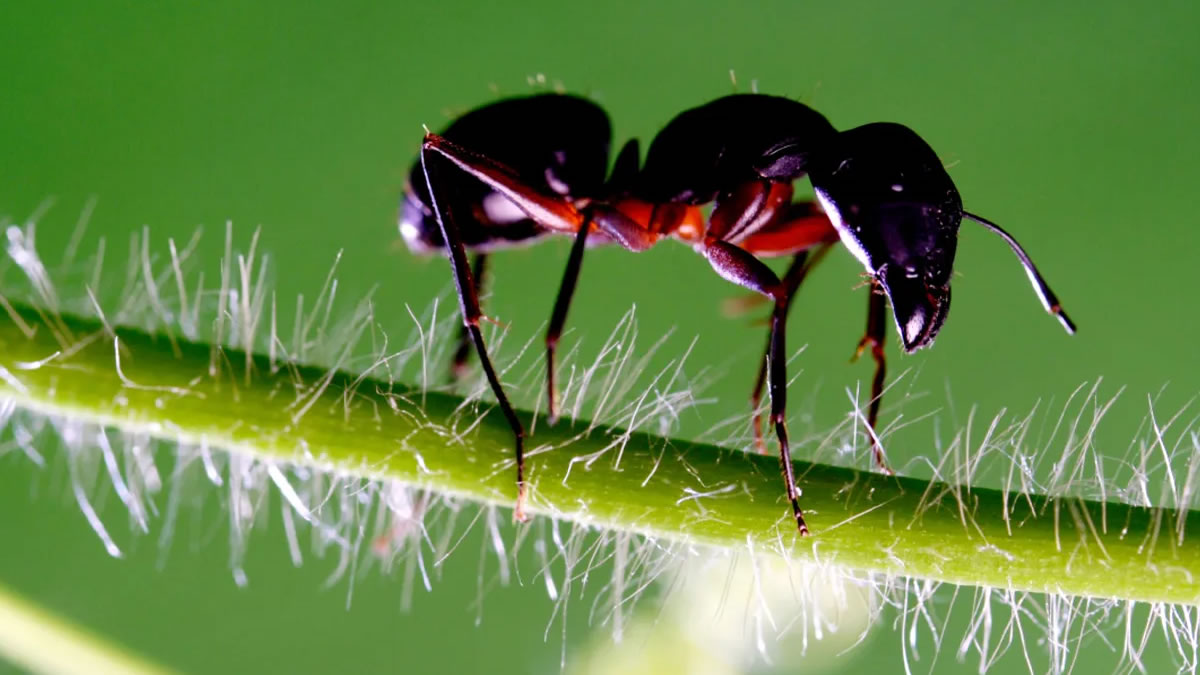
[401,92,1075,535]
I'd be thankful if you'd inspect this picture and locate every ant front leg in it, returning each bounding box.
[738,204,839,453]
[701,237,809,535]
[450,253,488,381]
[747,244,836,453]
[749,252,807,454]
[852,283,893,475]
[420,147,530,522]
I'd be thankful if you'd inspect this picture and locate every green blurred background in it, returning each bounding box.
[2,1,1199,672]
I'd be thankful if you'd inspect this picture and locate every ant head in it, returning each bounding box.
[810,122,964,352]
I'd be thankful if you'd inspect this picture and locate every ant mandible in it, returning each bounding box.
[401,92,1075,534]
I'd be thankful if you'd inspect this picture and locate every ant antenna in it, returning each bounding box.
[963,211,1077,335]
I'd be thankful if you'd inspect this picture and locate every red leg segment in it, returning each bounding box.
[738,201,838,257]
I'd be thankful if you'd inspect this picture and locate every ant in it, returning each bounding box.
[402,92,1075,534]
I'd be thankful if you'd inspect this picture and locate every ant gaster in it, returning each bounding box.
[402,92,1075,534]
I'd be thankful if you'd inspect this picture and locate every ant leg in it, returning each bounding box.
[590,205,660,251]
[724,201,838,322]
[750,252,807,454]
[747,243,835,453]
[701,237,809,535]
[739,206,839,452]
[709,180,794,242]
[450,253,488,381]
[545,219,590,424]
[424,133,582,233]
[852,284,893,474]
[541,205,658,421]
[737,202,838,257]
[420,148,530,522]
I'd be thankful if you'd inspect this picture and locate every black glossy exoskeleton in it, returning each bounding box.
[401,95,613,254]
[811,123,962,352]
[807,123,1075,455]
[403,91,1075,534]
[400,95,619,393]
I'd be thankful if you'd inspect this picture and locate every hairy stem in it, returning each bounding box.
[1,302,1197,606]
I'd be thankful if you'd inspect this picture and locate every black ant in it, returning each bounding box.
[402,92,1075,534]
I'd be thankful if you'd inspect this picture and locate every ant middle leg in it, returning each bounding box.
[544,219,590,424]
[540,205,660,420]
[541,206,659,424]
[852,284,893,474]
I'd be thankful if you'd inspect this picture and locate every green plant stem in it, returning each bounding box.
[0,303,1197,606]
[0,581,175,675]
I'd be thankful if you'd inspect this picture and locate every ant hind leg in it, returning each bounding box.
[451,253,489,381]
[421,147,530,521]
